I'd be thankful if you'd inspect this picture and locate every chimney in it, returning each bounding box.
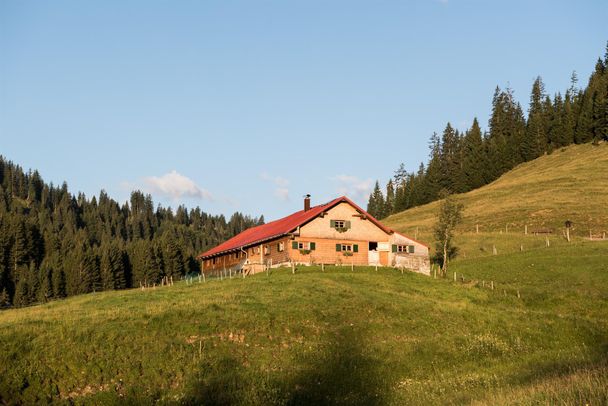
[304,194,311,211]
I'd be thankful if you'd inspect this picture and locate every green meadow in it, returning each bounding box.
[385,142,608,241]
[1,240,607,405]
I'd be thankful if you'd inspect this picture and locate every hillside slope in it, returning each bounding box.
[385,143,608,239]
[1,242,607,404]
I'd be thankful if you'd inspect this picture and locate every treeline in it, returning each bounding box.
[368,44,608,219]
[0,158,263,307]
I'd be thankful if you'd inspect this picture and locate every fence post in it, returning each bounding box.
[491,281,494,290]
[453,272,456,282]
[493,245,497,255]
[525,224,528,235]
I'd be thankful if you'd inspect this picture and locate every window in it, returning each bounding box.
[255,247,260,254]
[264,246,270,255]
[292,241,316,250]
[330,219,351,231]
[336,243,358,252]
[277,242,284,252]
[393,245,415,253]
[212,258,216,265]
[235,251,240,259]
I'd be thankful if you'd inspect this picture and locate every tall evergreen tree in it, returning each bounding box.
[384,180,395,216]
[461,118,486,190]
[366,181,386,219]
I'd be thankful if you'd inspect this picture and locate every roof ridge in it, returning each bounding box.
[197,196,390,259]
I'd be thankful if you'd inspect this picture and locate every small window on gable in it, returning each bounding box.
[341,244,352,252]
[331,219,351,231]
[298,242,309,250]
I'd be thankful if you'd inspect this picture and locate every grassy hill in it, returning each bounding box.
[385,142,608,246]
[1,241,607,405]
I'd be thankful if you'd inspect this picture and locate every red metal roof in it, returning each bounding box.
[197,196,393,259]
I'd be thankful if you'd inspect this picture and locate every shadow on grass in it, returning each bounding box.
[183,327,390,406]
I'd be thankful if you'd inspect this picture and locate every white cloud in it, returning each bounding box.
[261,172,290,201]
[331,175,374,201]
[141,170,213,201]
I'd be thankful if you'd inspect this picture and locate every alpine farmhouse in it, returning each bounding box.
[197,195,430,275]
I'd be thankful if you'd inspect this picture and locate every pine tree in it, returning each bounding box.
[52,269,66,298]
[523,77,548,160]
[461,118,486,190]
[592,76,608,141]
[439,123,463,193]
[164,235,185,279]
[0,288,9,307]
[384,180,395,216]
[367,181,386,219]
[424,132,443,201]
[39,266,53,302]
[100,243,116,291]
[11,220,28,272]
[576,59,605,143]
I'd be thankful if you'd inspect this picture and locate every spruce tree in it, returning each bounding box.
[367,181,386,219]
[384,180,395,216]
[523,77,548,160]
[461,118,486,190]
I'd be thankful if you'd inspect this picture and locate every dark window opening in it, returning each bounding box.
[369,242,378,251]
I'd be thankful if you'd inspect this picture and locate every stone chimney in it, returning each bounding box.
[304,194,311,211]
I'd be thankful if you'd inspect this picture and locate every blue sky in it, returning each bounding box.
[1,1,607,220]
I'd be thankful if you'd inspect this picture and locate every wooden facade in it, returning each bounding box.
[199,197,431,275]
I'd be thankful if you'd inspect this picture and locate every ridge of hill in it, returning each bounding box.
[384,142,608,243]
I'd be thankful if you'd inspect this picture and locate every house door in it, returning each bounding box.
[368,242,379,265]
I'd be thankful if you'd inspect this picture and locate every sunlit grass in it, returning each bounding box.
[385,143,608,241]
[1,241,607,404]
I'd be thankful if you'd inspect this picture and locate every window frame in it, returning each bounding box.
[396,245,415,253]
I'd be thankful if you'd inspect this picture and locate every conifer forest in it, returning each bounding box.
[0,163,263,307]
[367,44,608,219]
